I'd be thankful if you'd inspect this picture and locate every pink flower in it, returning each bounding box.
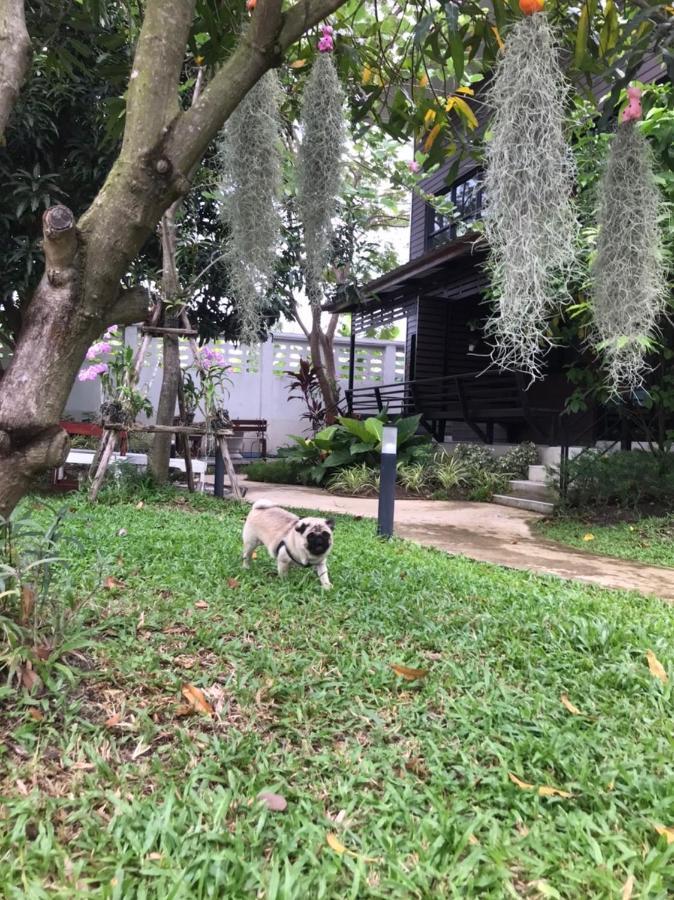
[408,161,421,174]
[86,341,112,360]
[104,325,119,339]
[78,362,109,382]
[317,24,334,53]
[622,86,642,124]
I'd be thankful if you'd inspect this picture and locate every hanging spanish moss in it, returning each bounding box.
[591,114,666,395]
[297,51,345,307]
[484,13,579,380]
[219,70,282,345]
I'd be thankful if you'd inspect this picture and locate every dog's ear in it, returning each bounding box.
[295,522,309,535]
[325,518,335,530]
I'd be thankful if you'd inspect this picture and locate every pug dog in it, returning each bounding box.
[242,499,334,589]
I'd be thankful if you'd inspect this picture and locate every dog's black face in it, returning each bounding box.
[296,518,334,557]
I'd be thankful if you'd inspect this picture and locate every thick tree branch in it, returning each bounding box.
[106,287,152,327]
[0,0,31,144]
[169,0,347,176]
[0,426,69,518]
[122,0,196,160]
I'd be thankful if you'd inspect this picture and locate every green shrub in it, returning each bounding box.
[467,470,509,502]
[562,450,674,510]
[496,441,538,478]
[397,463,430,494]
[244,459,311,486]
[452,443,498,473]
[279,413,430,484]
[434,455,471,492]
[327,465,380,495]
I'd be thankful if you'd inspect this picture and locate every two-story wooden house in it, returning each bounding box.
[328,55,667,451]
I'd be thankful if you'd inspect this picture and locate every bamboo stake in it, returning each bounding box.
[89,431,117,501]
[217,435,243,501]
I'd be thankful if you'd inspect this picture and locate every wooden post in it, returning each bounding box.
[177,377,195,493]
[89,431,117,500]
[217,435,242,501]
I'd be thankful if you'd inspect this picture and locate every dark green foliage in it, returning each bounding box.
[496,441,539,478]
[244,459,312,486]
[278,414,429,484]
[563,450,674,510]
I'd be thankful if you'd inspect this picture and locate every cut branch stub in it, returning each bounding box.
[43,205,78,285]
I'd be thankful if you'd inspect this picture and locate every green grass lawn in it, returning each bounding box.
[539,515,674,569]
[2,492,674,898]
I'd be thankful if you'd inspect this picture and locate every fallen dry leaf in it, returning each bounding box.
[136,501,144,509]
[20,663,41,692]
[390,663,428,681]
[538,785,573,799]
[327,833,347,855]
[509,772,535,790]
[131,740,152,760]
[104,576,125,591]
[28,708,44,722]
[516,822,530,837]
[20,585,36,626]
[621,874,635,900]
[105,713,121,728]
[174,704,195,717]
[326,833,378,863]
[147,852,163,861]
[251,550,258,559]
[606,781,615,791]
[228,578,240,590]
[34,645,51,660]
[583,533,595,542]
[404,757,428,778]
[654,824,674,844]
[195,600,209,609]
[646,649,668,684]
[468,834,479,846]
[258,792,287,812]
[181,684,214,717]
[560,694,583,715]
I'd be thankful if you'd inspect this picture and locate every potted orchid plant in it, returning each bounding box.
[79,326,153,425]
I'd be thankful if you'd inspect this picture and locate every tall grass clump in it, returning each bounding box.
[297,53,345,307]
[591,120,666,394]
[484,14,579,381]
[219,71,282,344]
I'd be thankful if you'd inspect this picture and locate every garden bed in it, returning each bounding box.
[2,491,674,896]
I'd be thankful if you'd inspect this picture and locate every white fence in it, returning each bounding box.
[65,329,405,454]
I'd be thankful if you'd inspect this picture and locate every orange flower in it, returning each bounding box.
[519,0,544,14]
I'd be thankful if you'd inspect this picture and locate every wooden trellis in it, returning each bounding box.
[88,305,243,502]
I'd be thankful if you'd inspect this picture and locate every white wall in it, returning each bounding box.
[65,329,405,455]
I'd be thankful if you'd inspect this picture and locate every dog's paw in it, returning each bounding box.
[321,582,333,590]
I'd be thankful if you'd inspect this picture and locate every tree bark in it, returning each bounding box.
[148,209,182,482]
[0,0,348,516]
[0,0,31,144]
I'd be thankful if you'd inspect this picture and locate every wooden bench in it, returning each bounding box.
[230,419,267,458]
[60,420,128,455]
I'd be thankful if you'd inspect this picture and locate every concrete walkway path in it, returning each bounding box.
[242,481,674,601]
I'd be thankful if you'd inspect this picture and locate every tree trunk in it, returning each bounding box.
[149,207,181,481]
[308,308,339,424]
[0,0,348,517]
[0,0,31,144]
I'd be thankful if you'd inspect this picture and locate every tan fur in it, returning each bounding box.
[242,500,334,589]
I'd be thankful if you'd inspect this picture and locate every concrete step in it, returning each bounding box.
[492,494,555,515]
[507,479,557,501]
[528,464,548,483]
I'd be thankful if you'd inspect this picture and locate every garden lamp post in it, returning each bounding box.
[214,445,224,498]
[377,425,398,538]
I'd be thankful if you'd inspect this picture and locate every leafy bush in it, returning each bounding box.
[496,441,539,478]
[327,465,380,495]
[434,455,471,492]
[562,450,674,510]
[244,459,312,486]
[279,413,429,484]
[1,504,93,692]
[397,463,431,494]
[451,443,498,473]
[467,470,509,502]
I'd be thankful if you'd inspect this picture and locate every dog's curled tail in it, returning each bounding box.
[252,499,275,510]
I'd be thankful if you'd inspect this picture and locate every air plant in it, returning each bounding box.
[484,12,579,380]
[297,48,345,307]
[591,88,667,395]
[219,70,282,345]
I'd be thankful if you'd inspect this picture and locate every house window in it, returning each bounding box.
[426,171,483,249]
